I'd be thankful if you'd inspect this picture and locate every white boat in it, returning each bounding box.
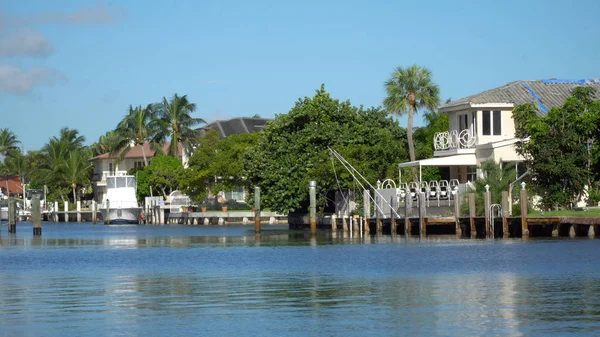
[100,174,141,224]
[0,207,6,221]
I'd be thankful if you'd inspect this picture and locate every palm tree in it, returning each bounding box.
[0,128,21,164]
[153,94,205,156]
[115,104,158,166]
[91,130,126,157]
[61,150,93,203]
[383,65,440,172]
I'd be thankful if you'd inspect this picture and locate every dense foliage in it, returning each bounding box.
[513,87,600,209]
[243,85,408,214]
[461,160,517,216]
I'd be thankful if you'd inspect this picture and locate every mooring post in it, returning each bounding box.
[8,198,16,233]
[309,181,316,234]
[76,200,81,223]
[342,215,348,232]
[569,225,576,238]
[405,190,412,236]
[106,199,111,225]
[92,200,97,224]
[363,189,371,234]
[390,196,397,236]
[520,183,529,237]
[484,185,491,238]
[254,186,261,233]
[54,201,59,222]
[331,213,337,231]
[454,189,462,236]
[64,201,69,223]
[468,193,476,238]
[419,192,426,237]
[589,225,596,239]
[32,194,42,235]
[502,191,509,237]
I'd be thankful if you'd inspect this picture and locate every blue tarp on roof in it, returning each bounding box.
[522,83,549,113]
[541,79,595,84]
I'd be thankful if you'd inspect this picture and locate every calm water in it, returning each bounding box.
[0,223,599,337]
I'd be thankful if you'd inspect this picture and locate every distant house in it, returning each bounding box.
[197,117,272,139]
[399,78,600,186]
[0,176,23,198]
[90,142,181,203]
[196,117,272,202]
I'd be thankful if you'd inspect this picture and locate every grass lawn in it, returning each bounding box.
[529,209,600,217]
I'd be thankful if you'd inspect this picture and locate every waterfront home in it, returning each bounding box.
[399,78,600,187]
[90,142,180,203]
[0,175,23,198]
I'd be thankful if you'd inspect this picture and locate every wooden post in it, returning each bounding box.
[468,193,476,238]
[76,201,81,223]
[8,198,16,233]
[363,190,371,234]
[405,191,412,236]
[569,225,576,238]
[331,214,337,231]
[588,225,595,239]
[454,190,462,236]
[254,186,261,233]
[64,201,69,223]
[54,201,59,222]
[390,196,397,236]
[520,187,528,237]
[106,199,111,225]
[92,200,97,224]
[342,215,348,232]
[309,181,316,234]
[419,192,426,237]
[502,191,509,238]
[484,187,491,238]
[32,194,42,235]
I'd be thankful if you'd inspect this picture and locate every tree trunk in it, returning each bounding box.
[407,104,418,179]
[72,184,77,204]
[141,143,148,166]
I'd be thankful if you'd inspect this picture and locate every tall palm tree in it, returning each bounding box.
[115,104,158,166]
[154,94,205,156]
[91,130,126,157]
[61,150,93,203]
[383,65,440,172]
[0,128,21,164]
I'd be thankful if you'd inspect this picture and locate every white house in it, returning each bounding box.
[399,78,600,185]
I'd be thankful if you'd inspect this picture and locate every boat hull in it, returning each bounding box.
[100,207,141,225]
[0,207,6,221]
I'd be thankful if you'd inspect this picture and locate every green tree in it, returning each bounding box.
[116,104,158,166]
[153,94,205,157]
[61,150,94,202]
[513,87,600,209]
[462,160,516,216]
[0,128,21,164]
[383,65,440,176]
[413,109,449,182]
[91,130,126,156]
[144,155,184,198]
[244,85,407,214]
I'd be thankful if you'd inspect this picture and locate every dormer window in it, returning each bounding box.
[482,110,502,136]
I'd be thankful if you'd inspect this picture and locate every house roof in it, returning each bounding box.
[90,141,181,161]
[440,78,600,114]
[198,117,272,139]
[0,176,23,196]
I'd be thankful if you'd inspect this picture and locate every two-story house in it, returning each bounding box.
[399,78,600,187]
[90,142,180,203]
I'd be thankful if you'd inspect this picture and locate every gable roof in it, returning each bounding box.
[440,78,600,114]
[198,117,272,139]
[0,176,23,196]
[90,141,181,161]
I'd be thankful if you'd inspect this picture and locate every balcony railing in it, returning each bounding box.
[434,129,477,151]
[92,170,129,182]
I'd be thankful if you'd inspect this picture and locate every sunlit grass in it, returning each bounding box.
[529,209,600,217]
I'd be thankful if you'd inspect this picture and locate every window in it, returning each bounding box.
[134,161,144,169]
[457,114,469,131]
[108,162,114,174]
[482,110,502,136]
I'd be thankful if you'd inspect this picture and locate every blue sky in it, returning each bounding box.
[1,0,599,150]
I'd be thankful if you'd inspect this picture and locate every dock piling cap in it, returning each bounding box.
[309,181,316,188]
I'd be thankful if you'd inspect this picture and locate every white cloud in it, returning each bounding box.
[0,63,67,94]
[0,29,54,57]
[9,1,126,26]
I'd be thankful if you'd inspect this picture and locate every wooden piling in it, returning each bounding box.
[309,181,316,234]
[76,201,81,223]
[390,196,397,235]
[589,225,596,239]
[363,190,371,234]
[92,200,97,224]
[502,191,509,237]
[468,193,476,237]
[8,198,16,233]
[569,225,576,238]
[419,192,426,237]
[106,199,111,225]
[405,191,412,236]
[342,215,348,232]
[32,194,42,235]
[64,202,69,223]
[520,189,529,237]
[54,201,59,222]
[331,214,337,231]
[254,186,261,233]
[484,189,491,237]
[454,190,462,236]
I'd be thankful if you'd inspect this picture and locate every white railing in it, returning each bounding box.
[434,129,477,151]
[100,170,128,182]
